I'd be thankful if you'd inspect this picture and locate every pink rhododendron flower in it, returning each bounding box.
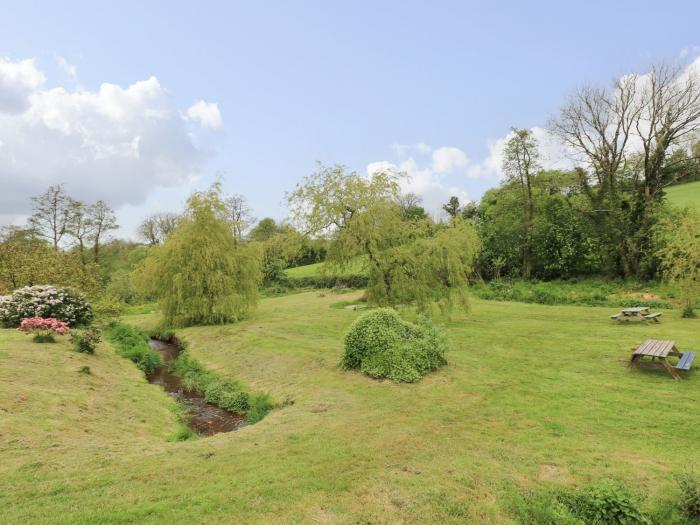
[18,317,71,335]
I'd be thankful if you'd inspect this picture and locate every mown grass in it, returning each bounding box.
[666,180,700,209]
[285,255,367,278]
[1,292,700,523]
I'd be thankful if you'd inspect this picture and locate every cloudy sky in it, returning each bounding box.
[1,1,699,238]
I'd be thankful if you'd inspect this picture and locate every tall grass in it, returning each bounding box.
[104,322,162,375]
[471,279,679,309]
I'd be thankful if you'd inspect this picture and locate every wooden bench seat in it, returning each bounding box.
[643,312,662,322]
[676,352,696,371]
[611,313,622,320]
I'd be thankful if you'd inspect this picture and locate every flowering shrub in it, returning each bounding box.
[71,326,101,354]
[0,285,92,327]
[18,317,71,343]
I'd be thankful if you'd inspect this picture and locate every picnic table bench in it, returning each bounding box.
[629,339,695,380]
[611,306,662,323]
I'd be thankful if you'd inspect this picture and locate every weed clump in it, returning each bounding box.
[512,480,650,525]
[341,308,448,383]
[676,472,700,521]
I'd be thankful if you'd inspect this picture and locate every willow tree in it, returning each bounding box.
[657,210,700,318]
[288,164,480,314]
[148,184,262,327]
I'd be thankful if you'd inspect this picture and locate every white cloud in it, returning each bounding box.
[415,142,432,154]
[367,154,469,219]
[680,46,700,59]
[0,58,45,114]
[186,100,223,130]
[56,56,77,79]
[0,58,221,223]
[432,146,468,174]
[466,127,575,180]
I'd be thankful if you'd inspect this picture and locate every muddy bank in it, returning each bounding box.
[147,339,246,436]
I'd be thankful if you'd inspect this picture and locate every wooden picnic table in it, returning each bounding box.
[611,306,662,323]
[629,339,691,380]
[621,306,649,315]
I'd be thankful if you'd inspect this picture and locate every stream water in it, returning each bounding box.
[147,339,246,436]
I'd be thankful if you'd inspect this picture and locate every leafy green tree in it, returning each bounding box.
[550,64,700,277]
[657,210,700,317]
[0,226,100,295]
[502,128,541,278]
[475,171,603,280]
[287,163,402,234]
[442,196,461,219]
[288,165,479,314]
[249,218,279,241]
[145,184,262,327]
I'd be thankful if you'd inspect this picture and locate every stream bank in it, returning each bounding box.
[147,339,246,436]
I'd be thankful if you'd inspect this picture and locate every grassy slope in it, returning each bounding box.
[666,180,700,208]
[285,256,366,278]
[3,293,700,523]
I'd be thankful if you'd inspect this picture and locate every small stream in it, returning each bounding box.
[147,339,246,436]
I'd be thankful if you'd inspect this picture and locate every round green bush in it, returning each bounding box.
[341,308,448,383]
[0,285,93,328]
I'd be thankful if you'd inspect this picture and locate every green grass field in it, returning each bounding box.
[2,292,700,523]
[666,180,700,208]
[285,256,366,278]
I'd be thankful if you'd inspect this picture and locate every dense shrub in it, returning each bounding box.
[71,326,102,354]
[564,481,650,524]
[0,285,92,327]
[104,322,162,375]
[509,489,583,524]
[341,308,448,383]
[204,380,250,412]
[512,481,650,525]
[676,472,700,521]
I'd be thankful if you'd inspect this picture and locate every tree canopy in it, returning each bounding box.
[288,165,480,314]
[143,184,262,327]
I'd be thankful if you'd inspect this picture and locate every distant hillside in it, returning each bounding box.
[666,180,700,208]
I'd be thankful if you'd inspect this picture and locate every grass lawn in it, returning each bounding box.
[285,256,367,278]
[666,180,700,209]
[2,292,700,523]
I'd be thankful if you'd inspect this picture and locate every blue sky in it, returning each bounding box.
[1,0,699,237]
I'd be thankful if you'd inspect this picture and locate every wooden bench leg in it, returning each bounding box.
[628,354,639,368]
[661,358,681,381]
